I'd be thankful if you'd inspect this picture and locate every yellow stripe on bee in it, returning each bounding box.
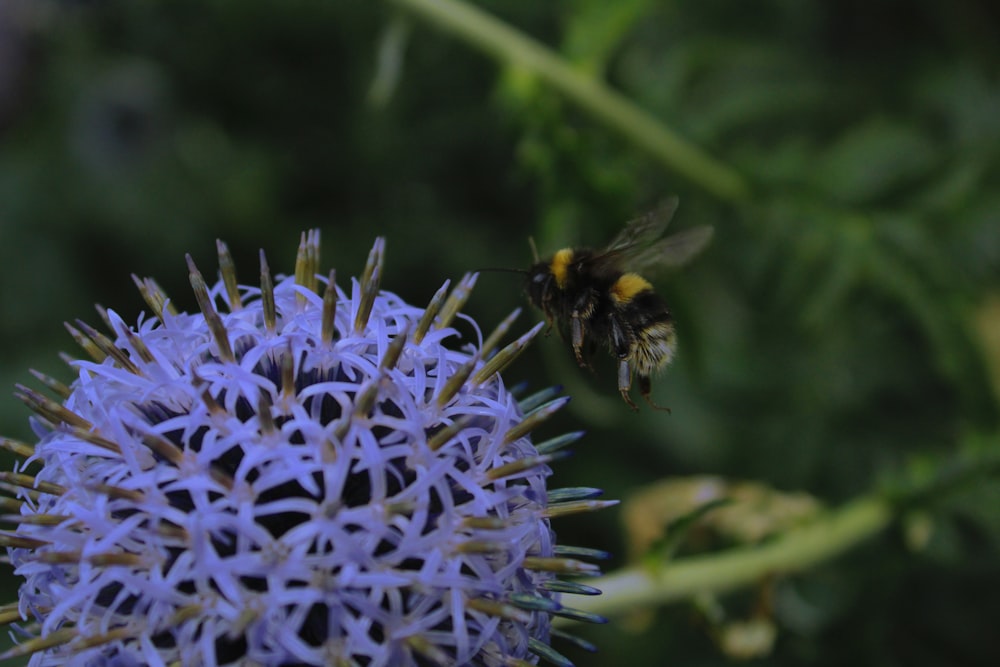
[550,249,574,289]
[611,273,652,303]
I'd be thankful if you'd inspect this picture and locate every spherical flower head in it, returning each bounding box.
[2,233,612,666]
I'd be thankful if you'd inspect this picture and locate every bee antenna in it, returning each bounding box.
[476,267,529,275]
[528,236,540,263]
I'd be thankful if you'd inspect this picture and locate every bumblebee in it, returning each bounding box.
[526,199,713,410]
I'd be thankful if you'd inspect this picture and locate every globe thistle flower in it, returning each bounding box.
[0,232,613,666]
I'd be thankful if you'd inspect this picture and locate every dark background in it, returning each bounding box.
[1,1,999,665]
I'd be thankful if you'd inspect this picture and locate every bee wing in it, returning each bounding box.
[627,225,715,276]
[605,198,680,254]
[581,198,711,275]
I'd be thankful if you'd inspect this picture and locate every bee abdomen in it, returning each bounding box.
[609,273,653,304]
[632,319,676,374]
[618,280,676,375]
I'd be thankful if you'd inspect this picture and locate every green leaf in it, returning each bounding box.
[643,497,733,568]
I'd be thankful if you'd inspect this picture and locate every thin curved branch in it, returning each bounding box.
[387,0,752,203]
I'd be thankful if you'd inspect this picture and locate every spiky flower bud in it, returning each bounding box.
[1,233,613,666]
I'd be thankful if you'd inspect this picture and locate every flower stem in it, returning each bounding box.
[559,444,1000,622]
[556,496,892,622]
[386,0,752,203]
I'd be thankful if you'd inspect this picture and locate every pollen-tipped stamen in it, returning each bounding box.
[114,320,157,365]
[74,319,142,376]
[32,551,89,565]
[0,513,69,526]
[405,635,453,666]
[56,352,77,371]
[186,255,235,363]
[466,598,532,625]
[217,239,243,311]
[90,553,145,567]
[554,545,611,560]
[260,250,277,334]
[379,325,410,371]
[0,483,41,502]
[92,305,115,334]
[227,608,260,640]
[131,274,176,321]
[426,415,475,452]
[473,322,543,385]
[279,347,296,401]
[354,237,385,333]
[462,516,508,530]
[14,384,91,430]
[135,431,184,467]
[0,437,34,460]
[436,355,479,408]
[455,540,508,555]
[87,484,144,502]
[435,272,477,331]
[193,378,228,419]
[538,580,603,596]
[546,487,605,503]
[522,556,601,576]
[527,637,575,667]
[509,592,563,613]
[256,391,277,435]
[0,497,23,513]
[321,269,338,345]
[517,384,564,414]
[549,606,610,624]
[534,430,586,455]
[28,370,71,400]
[480,307,521,359]
[294,230,322,299]
[502,658,535,667]
[413,280,450,344]
[543,499,621,519]
[485,451,570,482]
[65,426,122,454]
[549,627,598,652]
[63,322,105,363]
[358,235,384,298]
[503,396,571,443]
[0,605,23,626]
[0,627,78,662]
[352,377,384,418]
[0,534,50,550]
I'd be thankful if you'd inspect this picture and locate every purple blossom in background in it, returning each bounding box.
[0,232,612,666]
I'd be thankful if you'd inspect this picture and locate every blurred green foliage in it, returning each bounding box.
[1,0,998,665]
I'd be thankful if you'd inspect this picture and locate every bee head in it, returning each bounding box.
[525,262,555,308]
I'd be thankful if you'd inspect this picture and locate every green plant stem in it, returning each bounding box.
[555,496,892,624]
[387,0,752,203]
[556,426,1000,624]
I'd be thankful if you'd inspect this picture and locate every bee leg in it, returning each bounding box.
[540,287,556,336]
[542,316,554,337]
[570,313,589,368]
[617,359,639,411]
[639,374,671,413]
[609,320,630,360]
